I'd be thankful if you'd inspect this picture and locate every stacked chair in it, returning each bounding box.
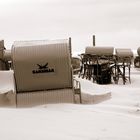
[79,47,133,85]
[115,49,133,84]
[79,47,114,84]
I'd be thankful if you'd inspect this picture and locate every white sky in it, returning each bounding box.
[0,0,140,52]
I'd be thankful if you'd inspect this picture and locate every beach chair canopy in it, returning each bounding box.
[137,47,140,56]
[115,49,133,58]
[85,46,114,56]
[12,39,72,93]
[115,49,133,63]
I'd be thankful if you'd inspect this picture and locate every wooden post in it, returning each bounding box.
[93,35,96,46]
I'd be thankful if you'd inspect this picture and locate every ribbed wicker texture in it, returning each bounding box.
[0,40,4,59]
[3,50,11,61]
[17,89,74,107]
[115,49,133,63]
[137,47,140,56]
[85,46,114,56]
[116,49,133,58]
[12,39,72,93]
[0,40,4,70]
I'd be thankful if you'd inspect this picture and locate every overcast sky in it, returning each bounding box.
[0,0,140,52]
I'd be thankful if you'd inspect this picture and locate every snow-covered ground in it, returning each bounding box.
[0,67,140,140]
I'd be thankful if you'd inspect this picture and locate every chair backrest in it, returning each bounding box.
[115,48,133,63]
[85,46,114,57]
[137,47,140,56]
[12,39,73,93]
[0,40,7,70]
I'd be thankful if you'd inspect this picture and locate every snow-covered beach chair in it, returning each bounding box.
[10,39,81,107]
[79,46,114,84]
[115,48,133,84]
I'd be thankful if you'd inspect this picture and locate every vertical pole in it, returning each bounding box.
[69,37,73,93]
[69,37,72,58]
[93,35,96,46]
[0,40,4,58]
[0,40,4,70]
[129,64,131,83]
[123,62,125,85]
